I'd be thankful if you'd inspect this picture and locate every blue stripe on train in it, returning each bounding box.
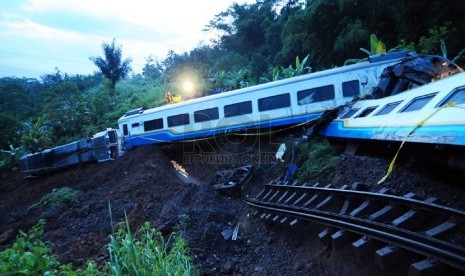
[319,121,465,146]
[127,114,322,147]
[124,112,323,148]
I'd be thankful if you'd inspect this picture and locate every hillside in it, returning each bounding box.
[1,137,464,275]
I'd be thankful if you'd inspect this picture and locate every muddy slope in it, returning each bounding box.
[1,139,464,275]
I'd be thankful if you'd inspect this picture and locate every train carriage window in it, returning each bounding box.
[375,101,402,116]
[297,85,334,105]
[224,101,252,117]
[356,106,378,118]
[132,123,140,128]
[144,118,164,131]
[400,93,437,113]
[108,130,117,143]
[194,107,219,122]
[258,93,290,111]
[123,124,128,136]
[168,113,190,127]
[438,87,465,107]
[342,80,360,97]
[340,108,359,119]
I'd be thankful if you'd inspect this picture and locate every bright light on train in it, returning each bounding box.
[183,81,194,94]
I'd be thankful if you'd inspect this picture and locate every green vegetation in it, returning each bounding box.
[107,217,198,276]
[293,139,340,181]
[0,218,197,275]
[0,145,24,174]
[265,139,340,182]
[21,116,52,153]
[1,0,464,174]
[0,219,78,275]
[38,187,80,208]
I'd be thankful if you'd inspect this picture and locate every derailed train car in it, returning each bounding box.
[20,129,123,177]
[117,51,410,149]
[318,54,464,145]
[318,55,465,168]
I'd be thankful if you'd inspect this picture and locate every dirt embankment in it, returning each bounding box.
[1,136,464,275]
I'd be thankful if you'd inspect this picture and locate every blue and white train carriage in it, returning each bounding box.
[118,51,409,149]
[319,70,465,147]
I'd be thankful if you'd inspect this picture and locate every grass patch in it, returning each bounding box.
[38,187,79,207]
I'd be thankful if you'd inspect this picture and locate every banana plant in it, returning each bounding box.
[21,116,51,153]
[224,69,250,89]
[209,70,228,88]
[440,39,465,63]
[274,54,312,81]
[360,34,386,56]
[345,34,387,65]
[0,144,24,171]
[295,54,312,76]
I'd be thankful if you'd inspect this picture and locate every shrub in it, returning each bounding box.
[0,219,77,275]
[0,145,24,175]
[294,139,340,181]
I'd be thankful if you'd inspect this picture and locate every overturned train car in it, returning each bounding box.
[20,129,123,177]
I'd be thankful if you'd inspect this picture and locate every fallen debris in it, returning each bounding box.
[275,143,287,162]
[209,165,254,196]
[221,223,240,241]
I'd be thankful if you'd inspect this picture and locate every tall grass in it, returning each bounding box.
[107,213,198,276]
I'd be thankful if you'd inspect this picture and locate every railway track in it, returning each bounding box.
[245,180,465,274]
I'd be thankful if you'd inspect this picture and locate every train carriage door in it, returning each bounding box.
[122,123,129,136]
[118,119,132,148]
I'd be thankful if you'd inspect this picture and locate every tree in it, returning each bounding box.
[0,113,20,150]
[90,39,132,91]
[142,56,164,81]
[43,82,91,142]
[0,78,34,116]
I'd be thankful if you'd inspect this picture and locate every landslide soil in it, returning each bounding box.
[1,136,464,275]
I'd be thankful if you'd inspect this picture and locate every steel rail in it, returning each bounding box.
[263,183,465,219]
[245,184,465,271]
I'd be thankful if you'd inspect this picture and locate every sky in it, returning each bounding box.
[0,0,255,78]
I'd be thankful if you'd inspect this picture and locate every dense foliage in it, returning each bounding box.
[1,0,464,173]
